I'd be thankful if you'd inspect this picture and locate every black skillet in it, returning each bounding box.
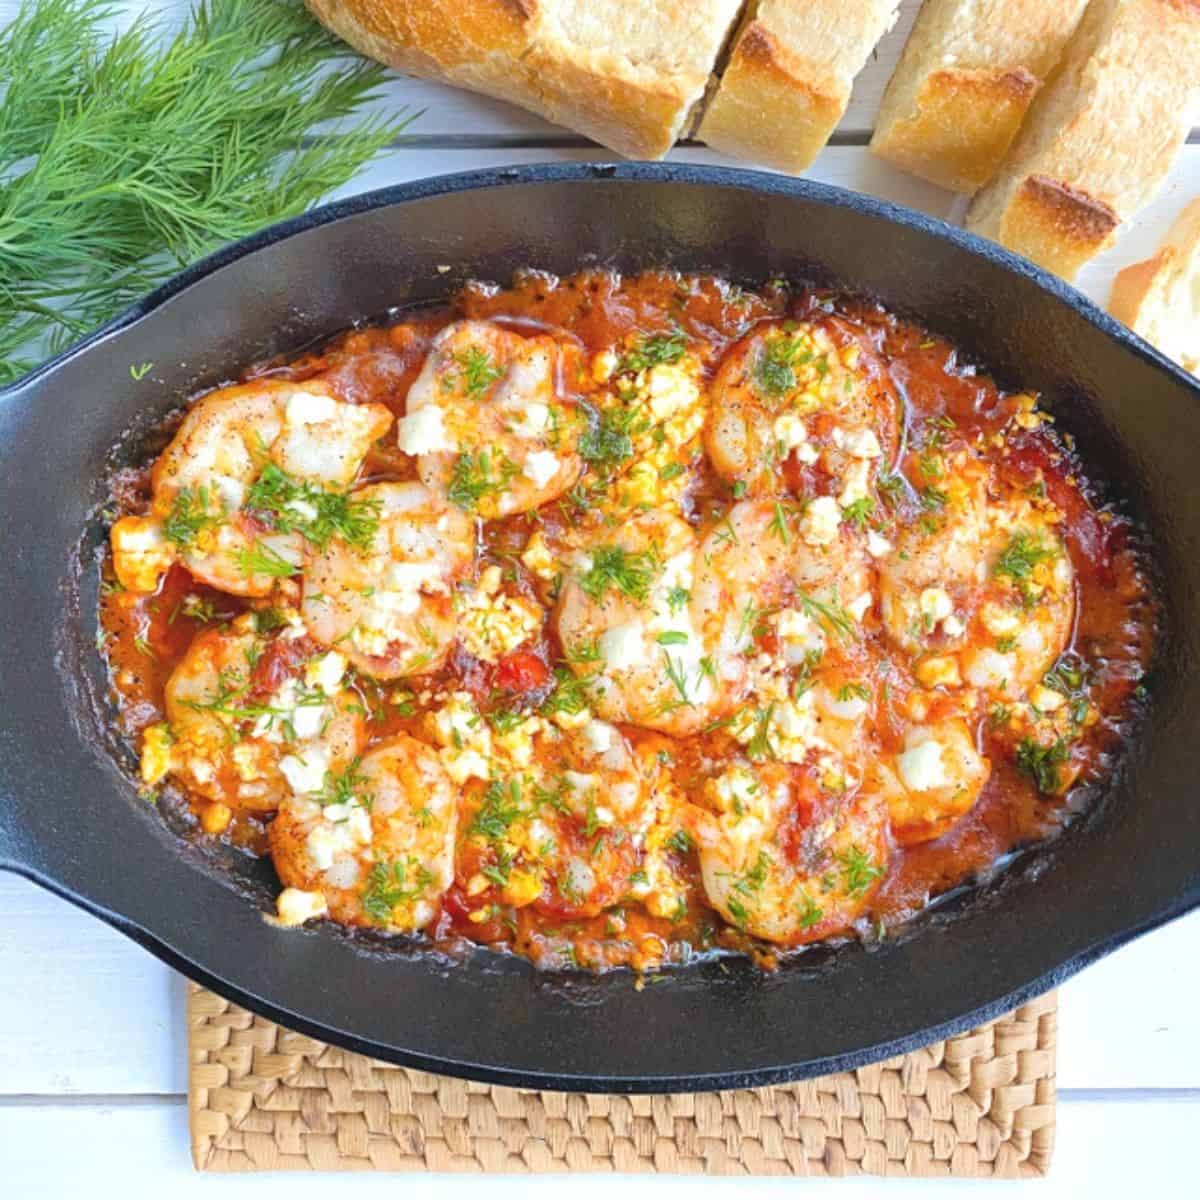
[1,163,1197,1092]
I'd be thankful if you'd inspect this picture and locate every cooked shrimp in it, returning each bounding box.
[454,718,689,925]
[301,481,475,679]
[682,758,890,945]
[271,733,457,930]
[705,319,899,497]
[555,511,729,735]
[110,379,392,596]
[152,613,366,814]
[692,499,874,694]
[872,719,991,845]
[880,470,1074,698]
[959,523,1075,698]
[401,319,584,516]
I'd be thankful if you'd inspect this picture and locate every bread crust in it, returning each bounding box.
[306,0,744,159]
[871,1,1089,194]
[1109,199,1200,376]
[697,1,900,175]
[965,0,1200,280]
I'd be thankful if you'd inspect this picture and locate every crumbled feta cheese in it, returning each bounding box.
[305,651,347,695]
[919,587,954,626]
[306,822,351,871]
[866,531,893,558]
[963,648,1014,691]
[980,602,1021,637]
[457,583,542,662]
[1031,684,1066,713]
[509,400,550,439]
[712,765,762,816]
[941,614,966,639]
[279,749,329,795]
[397,404,453,455]
[600,621,646,671]
[796,443,820,465]
[832,427,882,459]
[520,531,558,581]
[521,449,560,489]
[139,723,174,787]
[800,496,841,546]
[276,887,328,927]
[286,389,337,425]
[643,363,700,423]
[582,719,615,755]
[898,738,949,793]
[915,655,962,689]
[773,412,808,450]
[848,591,873,622]
[774,608,826,663]
[837,459,872,508]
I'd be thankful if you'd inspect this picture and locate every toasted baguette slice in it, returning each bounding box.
[305,0,744,159]
[1109,200,1200,376]
[871,0,1089,193]
[697,1,900,174]
[965,0,1200,280]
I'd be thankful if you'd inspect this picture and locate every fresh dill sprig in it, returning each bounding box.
[0,0,411,385]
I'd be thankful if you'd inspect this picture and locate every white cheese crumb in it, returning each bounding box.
[832,427,882,459]
[279,749,329,795]
[521,449,560,489]
[397,404,453,455]
[276,888,327,927]
[800,496,841,546]
[286,389,337,425]
[773,412,808,450]
[305,651,347,695]
[600,621,646,671]
[582,719,615,755]
[866,531,893,558]
[919,587,954,626]
[898,739,949,793]
[848,591,873,622]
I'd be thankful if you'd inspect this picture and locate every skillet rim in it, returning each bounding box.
[3,160,1199,403]
[1,160,1197,1093]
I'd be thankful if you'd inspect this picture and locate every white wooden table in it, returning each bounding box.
[2,1,1197,1189]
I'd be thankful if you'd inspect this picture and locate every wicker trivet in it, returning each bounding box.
[188,983,1057,1176]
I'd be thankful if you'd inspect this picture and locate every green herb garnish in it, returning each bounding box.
[577,544,657,604]
[616,329,687,375]
[1015,737,1071,794]
[0,0,407,385]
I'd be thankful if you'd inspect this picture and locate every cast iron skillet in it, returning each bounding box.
[1,163,1197,1092]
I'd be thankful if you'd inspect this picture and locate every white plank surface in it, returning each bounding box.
[4,873,1198,1097]
[2,0,1198,1188]
[2,1095,1197,1188]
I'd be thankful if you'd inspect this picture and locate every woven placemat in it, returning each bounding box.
[188,983,1056,1176]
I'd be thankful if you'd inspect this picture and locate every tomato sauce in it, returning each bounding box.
[97,270,1155,971]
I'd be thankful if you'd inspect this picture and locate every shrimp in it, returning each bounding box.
[151,613,366,815]
[959,522,1075,698]
[110,379,392,596]
[301,481,475,679]
[880,468,1074,698]
[705,318,900,497]
[454,717,689,927]
[555,511,730,735]
[400,319,584,516]
[872,719,991,845]
[692,499,874,696]
[270,733,457,930]
[681,757,890,945]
